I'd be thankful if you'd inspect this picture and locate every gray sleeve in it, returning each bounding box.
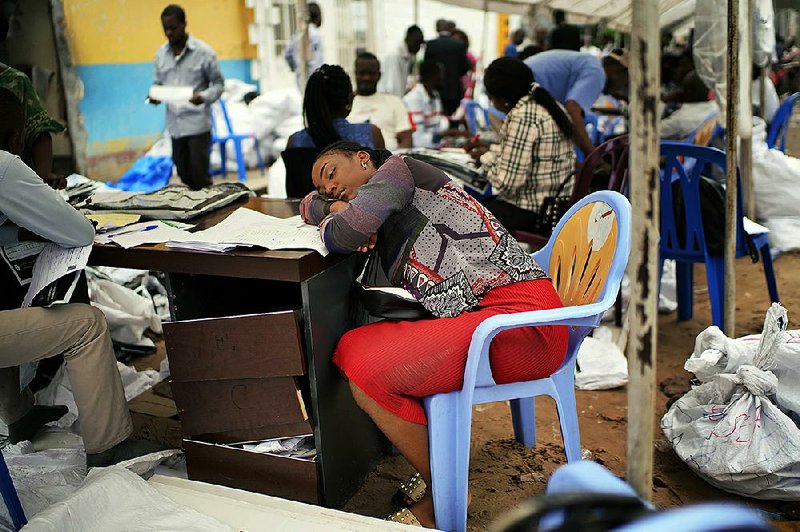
[0,155,95,247]
[200,52,225,103]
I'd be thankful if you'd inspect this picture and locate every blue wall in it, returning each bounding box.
[77,59,254,154]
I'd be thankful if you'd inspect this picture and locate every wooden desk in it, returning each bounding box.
[90,197,385,508]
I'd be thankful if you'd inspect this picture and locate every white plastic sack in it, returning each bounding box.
[575,326,628,390]
[751,117,800,253]
[753,0,776,67]
[22,465,228,532]
[662,304,800,500]
[88,278,162,347]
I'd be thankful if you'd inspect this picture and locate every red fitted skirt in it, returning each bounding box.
[333,278,568,425]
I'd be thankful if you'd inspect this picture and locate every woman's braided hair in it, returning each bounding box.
[303,64,353,148]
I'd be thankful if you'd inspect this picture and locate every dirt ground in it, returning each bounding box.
[343,252,800,530]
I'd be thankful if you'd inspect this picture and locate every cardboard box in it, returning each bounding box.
[128,387,182,448]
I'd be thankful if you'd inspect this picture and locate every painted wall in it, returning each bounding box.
[62,0,256,177]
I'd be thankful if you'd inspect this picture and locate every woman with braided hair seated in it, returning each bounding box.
[300,140,568,526]
[467,57,575,233]
[286,64,385,150]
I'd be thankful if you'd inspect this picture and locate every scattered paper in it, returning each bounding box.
[22,244,92,308]
[86,213,141,232]
[166,208,329,256]
[97,221,194,249]
[148,85,193,103]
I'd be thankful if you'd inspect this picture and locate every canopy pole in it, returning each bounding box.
[724,0,739,336]
[626,0,661,500]
[742,0,755,220]
[413,0,420,25]
[296,0,310,89]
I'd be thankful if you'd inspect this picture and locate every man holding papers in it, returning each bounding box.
[150,4,224,190]
[0,88,162,464]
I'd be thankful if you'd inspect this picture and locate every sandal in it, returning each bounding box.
[392,472,427,508]
[386,507,422,526]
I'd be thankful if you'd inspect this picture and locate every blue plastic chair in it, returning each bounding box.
[532,461,770,532]
[463,99,490,135]
[766,92,800,152]
[660,142,779,330]
[424,191,631,532]
[0,451,26,530]
[209,99,266,183]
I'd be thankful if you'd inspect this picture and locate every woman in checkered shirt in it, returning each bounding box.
[470,57,576,233]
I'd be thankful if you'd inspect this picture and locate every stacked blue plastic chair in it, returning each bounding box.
[424,191,631,532]
[766,92,800,152]
[0,451,26,530]
[660,142,779,330]
[209,99,266,183]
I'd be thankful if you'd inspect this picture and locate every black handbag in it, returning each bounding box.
[531,174,574,236]
[352,247,432,321]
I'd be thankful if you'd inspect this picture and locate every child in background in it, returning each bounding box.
[403,61,450,148]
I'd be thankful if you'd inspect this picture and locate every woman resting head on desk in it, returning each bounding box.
[300,141,568,527]
[466,57,576,233]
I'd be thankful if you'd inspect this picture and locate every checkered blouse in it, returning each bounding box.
[480,86,575,213]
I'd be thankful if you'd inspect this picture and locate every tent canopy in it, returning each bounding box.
[436,0,695,31]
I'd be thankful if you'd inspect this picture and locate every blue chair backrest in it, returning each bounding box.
[682,110,720,146]
[766,92,800,151]
[210,99,236,139]
[659,142,747,259]
[532,191,631,359]
[463,99,489,134]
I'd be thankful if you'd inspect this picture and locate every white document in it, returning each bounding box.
[22,244,92,308]
[148,85,193,103]
[100,221,194,249]
[167,208,330,256]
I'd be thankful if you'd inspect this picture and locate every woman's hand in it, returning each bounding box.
[328,200,349,213]
[357,233,377,253]
[466,143,490,161]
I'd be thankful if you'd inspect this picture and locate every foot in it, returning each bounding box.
[86,438,166,468]
[8,405,69,444]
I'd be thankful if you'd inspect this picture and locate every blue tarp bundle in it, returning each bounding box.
[108,156,173,192]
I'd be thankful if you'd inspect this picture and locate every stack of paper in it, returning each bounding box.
[165,208,329,256]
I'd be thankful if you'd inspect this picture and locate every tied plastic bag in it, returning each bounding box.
[662,304,800,500]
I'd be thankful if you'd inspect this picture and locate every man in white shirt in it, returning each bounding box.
[661,71,719,140]
[403,61,449,148]
[379,25,425,98]
[350,52,413,150]
[0,87,161,466]
[284,3,324,90]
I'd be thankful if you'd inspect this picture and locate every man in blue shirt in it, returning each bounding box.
[503,29,526,58]
[150,4,224,190]
[525,50,626,155]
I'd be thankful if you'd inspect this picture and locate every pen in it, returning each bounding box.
[111,224,159,236]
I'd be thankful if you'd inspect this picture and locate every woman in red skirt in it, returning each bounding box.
[301,141,568,527]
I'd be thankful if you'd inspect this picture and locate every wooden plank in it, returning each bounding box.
[164,312,305,382]
[171,377,310,437]
[724,0,740,336]
[184,440,319,504]
[626,0,661,500]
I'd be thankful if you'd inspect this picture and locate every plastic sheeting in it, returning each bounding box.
[22,463,220,532]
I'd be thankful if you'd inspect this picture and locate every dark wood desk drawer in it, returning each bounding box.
[184,439,319,504]
[171,377,312,439]
[164,311,305,382]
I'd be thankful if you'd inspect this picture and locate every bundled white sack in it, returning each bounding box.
[575,326,628,390]
[88,278,162,347]
[662,304,800,500]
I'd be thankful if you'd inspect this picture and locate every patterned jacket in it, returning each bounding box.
[300,155,547,318]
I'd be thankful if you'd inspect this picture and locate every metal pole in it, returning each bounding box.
[626,0,661,500]
[414,0,420,25]
[296,0,310,89]
[724,0,740,336]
